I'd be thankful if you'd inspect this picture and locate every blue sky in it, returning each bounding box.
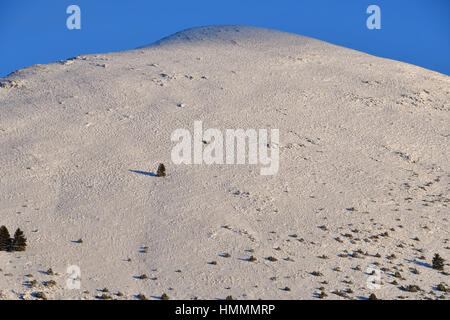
[0,0,449,77]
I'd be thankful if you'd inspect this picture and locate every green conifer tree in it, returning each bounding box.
[11,228,27,251]
[432,253,445,271]
[0,226,11,251]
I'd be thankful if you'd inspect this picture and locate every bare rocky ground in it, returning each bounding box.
[0,26,448,300]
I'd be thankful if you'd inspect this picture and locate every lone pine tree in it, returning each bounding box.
[11,228,27,251]
[0,225,11,251]
[156,163,166,177]
[432,253,445,271]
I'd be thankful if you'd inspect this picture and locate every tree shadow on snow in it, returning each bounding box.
[129,169,157,177]
[404,258,432,269]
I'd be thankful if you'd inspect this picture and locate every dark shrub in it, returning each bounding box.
[11,228,27,251]
[432,254,445,271]
[157,163,166,177]
[0,226,11,251]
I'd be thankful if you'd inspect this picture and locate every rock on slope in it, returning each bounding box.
[0,26,449,300]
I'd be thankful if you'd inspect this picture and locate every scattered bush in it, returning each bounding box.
[43,280,57,288]
[368,293,378,300]
[401,285,421,292]
[410,267,420,275]
[284,257,294,262]
[161,293,169,300]
[156,163,166,177]
[432,253,445,271]
[137,293,147,300]
[35,292,47,300]
[436,283,449,293]
[332,290,349,298]
[27,280,38,288]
